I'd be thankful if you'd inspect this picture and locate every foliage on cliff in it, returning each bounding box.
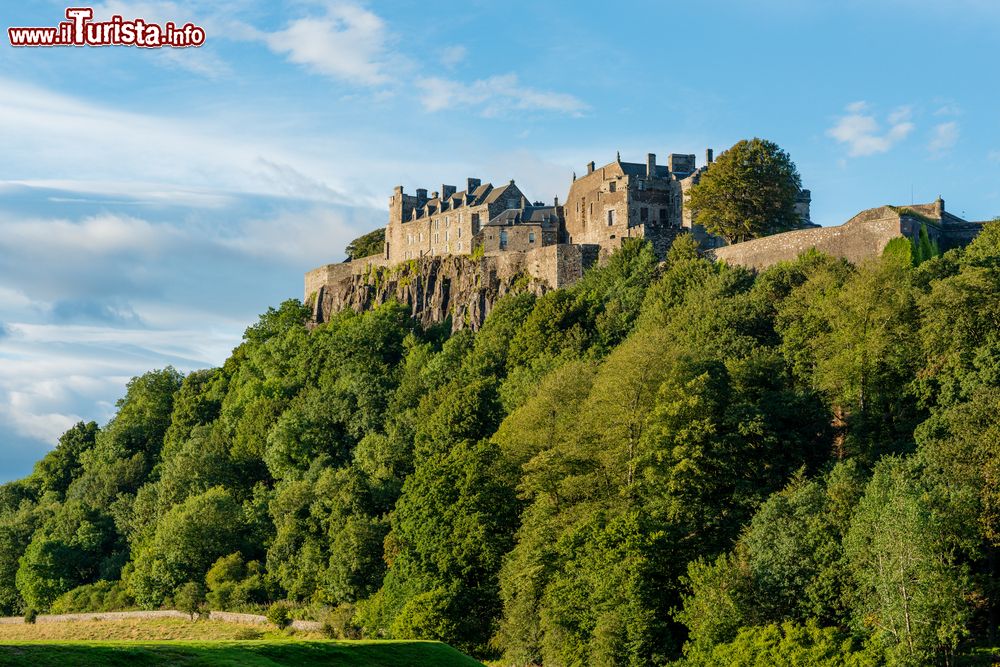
[5,229,1000,665]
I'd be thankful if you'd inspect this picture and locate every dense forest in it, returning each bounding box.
[3,227,1000,666]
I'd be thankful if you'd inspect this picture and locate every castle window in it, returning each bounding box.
[529,232,536,243]
[458,227,462,238]
[609,181,616,192]
[607,209,616,226]
[434,232,439,243]
[500,231,508,249]
[445,230,450,241]
[640,207,648,222]
[458,241,463,251]
[419,232,424,242]
[472,213,480,234]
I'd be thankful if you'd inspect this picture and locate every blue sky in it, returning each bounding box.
[0,0,997,481]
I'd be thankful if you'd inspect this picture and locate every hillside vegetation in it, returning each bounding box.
[3,228,1000,665]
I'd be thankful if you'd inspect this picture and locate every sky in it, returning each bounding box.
[0,0,998,481]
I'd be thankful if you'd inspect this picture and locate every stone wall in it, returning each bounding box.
[710,206,905,270]
[0,609,322,631]
[307,244,599,331]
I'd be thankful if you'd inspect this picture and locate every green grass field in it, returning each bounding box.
[0,618,483,666]
[0,640,484,666]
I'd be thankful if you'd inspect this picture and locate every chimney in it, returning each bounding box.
[431,191,439,199]
[466,177,481,192]
[587,161,595,175]
[416,188,427,202]
[441,184,456,199]
[554,196,559,207]
[936,196,945,216]
[646,153,656,178]
[393,185,404,195]
[706,148,714,164]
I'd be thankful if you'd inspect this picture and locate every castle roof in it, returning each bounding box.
[618,162,673,179]
[484,182,518,204]
[486,205,560,227]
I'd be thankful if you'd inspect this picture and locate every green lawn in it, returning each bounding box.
[0,640,484,666]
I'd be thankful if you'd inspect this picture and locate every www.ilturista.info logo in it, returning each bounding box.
[8,8,205,48]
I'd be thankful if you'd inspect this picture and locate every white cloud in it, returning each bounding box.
[934,102,963,116]
[418,73,588,117]
[439,45,467,68]
[827,102,915,157]
[263,3,394,86]
[929,121,959,155]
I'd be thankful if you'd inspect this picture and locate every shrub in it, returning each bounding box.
[174,581,205,620]
[50,580,134,614]
[321,603,361,639]
[23,608,37,624]
[266,601,291,629]
[233,627,263,640]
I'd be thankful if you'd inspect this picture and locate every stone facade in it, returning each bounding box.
[563,151,813,257]
[711,198,987,270]
[384,178,535,262]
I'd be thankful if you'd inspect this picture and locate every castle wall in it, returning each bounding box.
[709,206,904,270]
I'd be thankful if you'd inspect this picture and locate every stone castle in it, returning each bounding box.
[305,149,989,330]
[382,149,811,265]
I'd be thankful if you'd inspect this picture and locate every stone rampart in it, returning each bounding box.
[710,207,904,270]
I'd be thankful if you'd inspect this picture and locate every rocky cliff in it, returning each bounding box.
[309,255,538,331]
[306,244,599,331]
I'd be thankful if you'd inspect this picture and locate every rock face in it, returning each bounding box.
[306,243,600,331]
[311,254,545,331]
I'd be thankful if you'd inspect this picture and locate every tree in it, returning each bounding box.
[32,422,98,498]
[686,138,804,243]
[128,487,246,607]
[174,581,205,619]
[345,228,386,261]
[15,501,120,610]
[846,457,970,665]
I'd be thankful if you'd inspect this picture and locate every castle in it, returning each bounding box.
[305,149,989,331]
[382,149,813,264]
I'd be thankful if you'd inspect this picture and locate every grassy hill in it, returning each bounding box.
[0,640,483,667]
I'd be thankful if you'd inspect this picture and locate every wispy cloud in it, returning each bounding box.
[418,73,588,117]
[439,45,468,68]
[261,3,396,86]
[929,121,959,156]
[828,101,915,157]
